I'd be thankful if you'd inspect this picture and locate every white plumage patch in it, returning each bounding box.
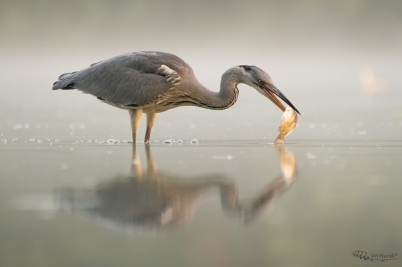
[158,65,181,85]
[158,65,176,76]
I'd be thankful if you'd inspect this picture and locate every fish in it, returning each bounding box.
[274,106,298,144]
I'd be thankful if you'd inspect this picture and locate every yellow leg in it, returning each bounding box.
[145,113,156,142]
[129,109,143,142]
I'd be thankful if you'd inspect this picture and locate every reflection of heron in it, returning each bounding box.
[52,51,299,141]
[54,145,297,232]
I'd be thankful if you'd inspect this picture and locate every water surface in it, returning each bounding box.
[1,138,401,267]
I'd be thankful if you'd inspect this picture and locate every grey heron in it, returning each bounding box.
[52,51,300,141]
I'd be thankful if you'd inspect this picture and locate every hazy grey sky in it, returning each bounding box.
[1,0,401,55]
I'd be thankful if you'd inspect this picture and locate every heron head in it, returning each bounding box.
[236,65,300,114]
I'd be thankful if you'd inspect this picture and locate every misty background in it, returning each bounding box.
[1,0,401,140]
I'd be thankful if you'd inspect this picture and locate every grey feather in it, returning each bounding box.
[53,51,194,107]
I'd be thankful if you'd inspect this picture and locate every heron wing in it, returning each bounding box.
[54,52,191,107]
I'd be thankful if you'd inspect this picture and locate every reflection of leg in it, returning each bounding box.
[131,143,142,179]
[129,109,143,142]
[145,144,157,177]
[145,113,156,142]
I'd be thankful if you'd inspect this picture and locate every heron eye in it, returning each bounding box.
[258,79,264,85]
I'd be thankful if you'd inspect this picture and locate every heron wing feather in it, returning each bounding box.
[63,52,191,107]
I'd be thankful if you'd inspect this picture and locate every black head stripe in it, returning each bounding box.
[240,65,252,71]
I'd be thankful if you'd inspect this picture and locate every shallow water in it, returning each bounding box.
[1,136,401,266]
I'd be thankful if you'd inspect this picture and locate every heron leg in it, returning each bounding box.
[145,113,156,142]
[129,109,143,142]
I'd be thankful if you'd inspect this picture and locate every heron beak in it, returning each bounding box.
[260,84,300,115]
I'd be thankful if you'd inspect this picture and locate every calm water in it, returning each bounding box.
[1,137,401,267]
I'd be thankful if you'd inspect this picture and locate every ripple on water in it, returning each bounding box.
[107,139,120,145]
[163,139,172,144]
[2,137,200,146]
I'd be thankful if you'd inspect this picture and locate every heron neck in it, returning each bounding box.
[194,71,239,110]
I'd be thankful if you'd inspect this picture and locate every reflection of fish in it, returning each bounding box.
[276,144,297,185]
[274,106,297,143]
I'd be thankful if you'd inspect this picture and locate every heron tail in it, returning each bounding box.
[52,72,77,90]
